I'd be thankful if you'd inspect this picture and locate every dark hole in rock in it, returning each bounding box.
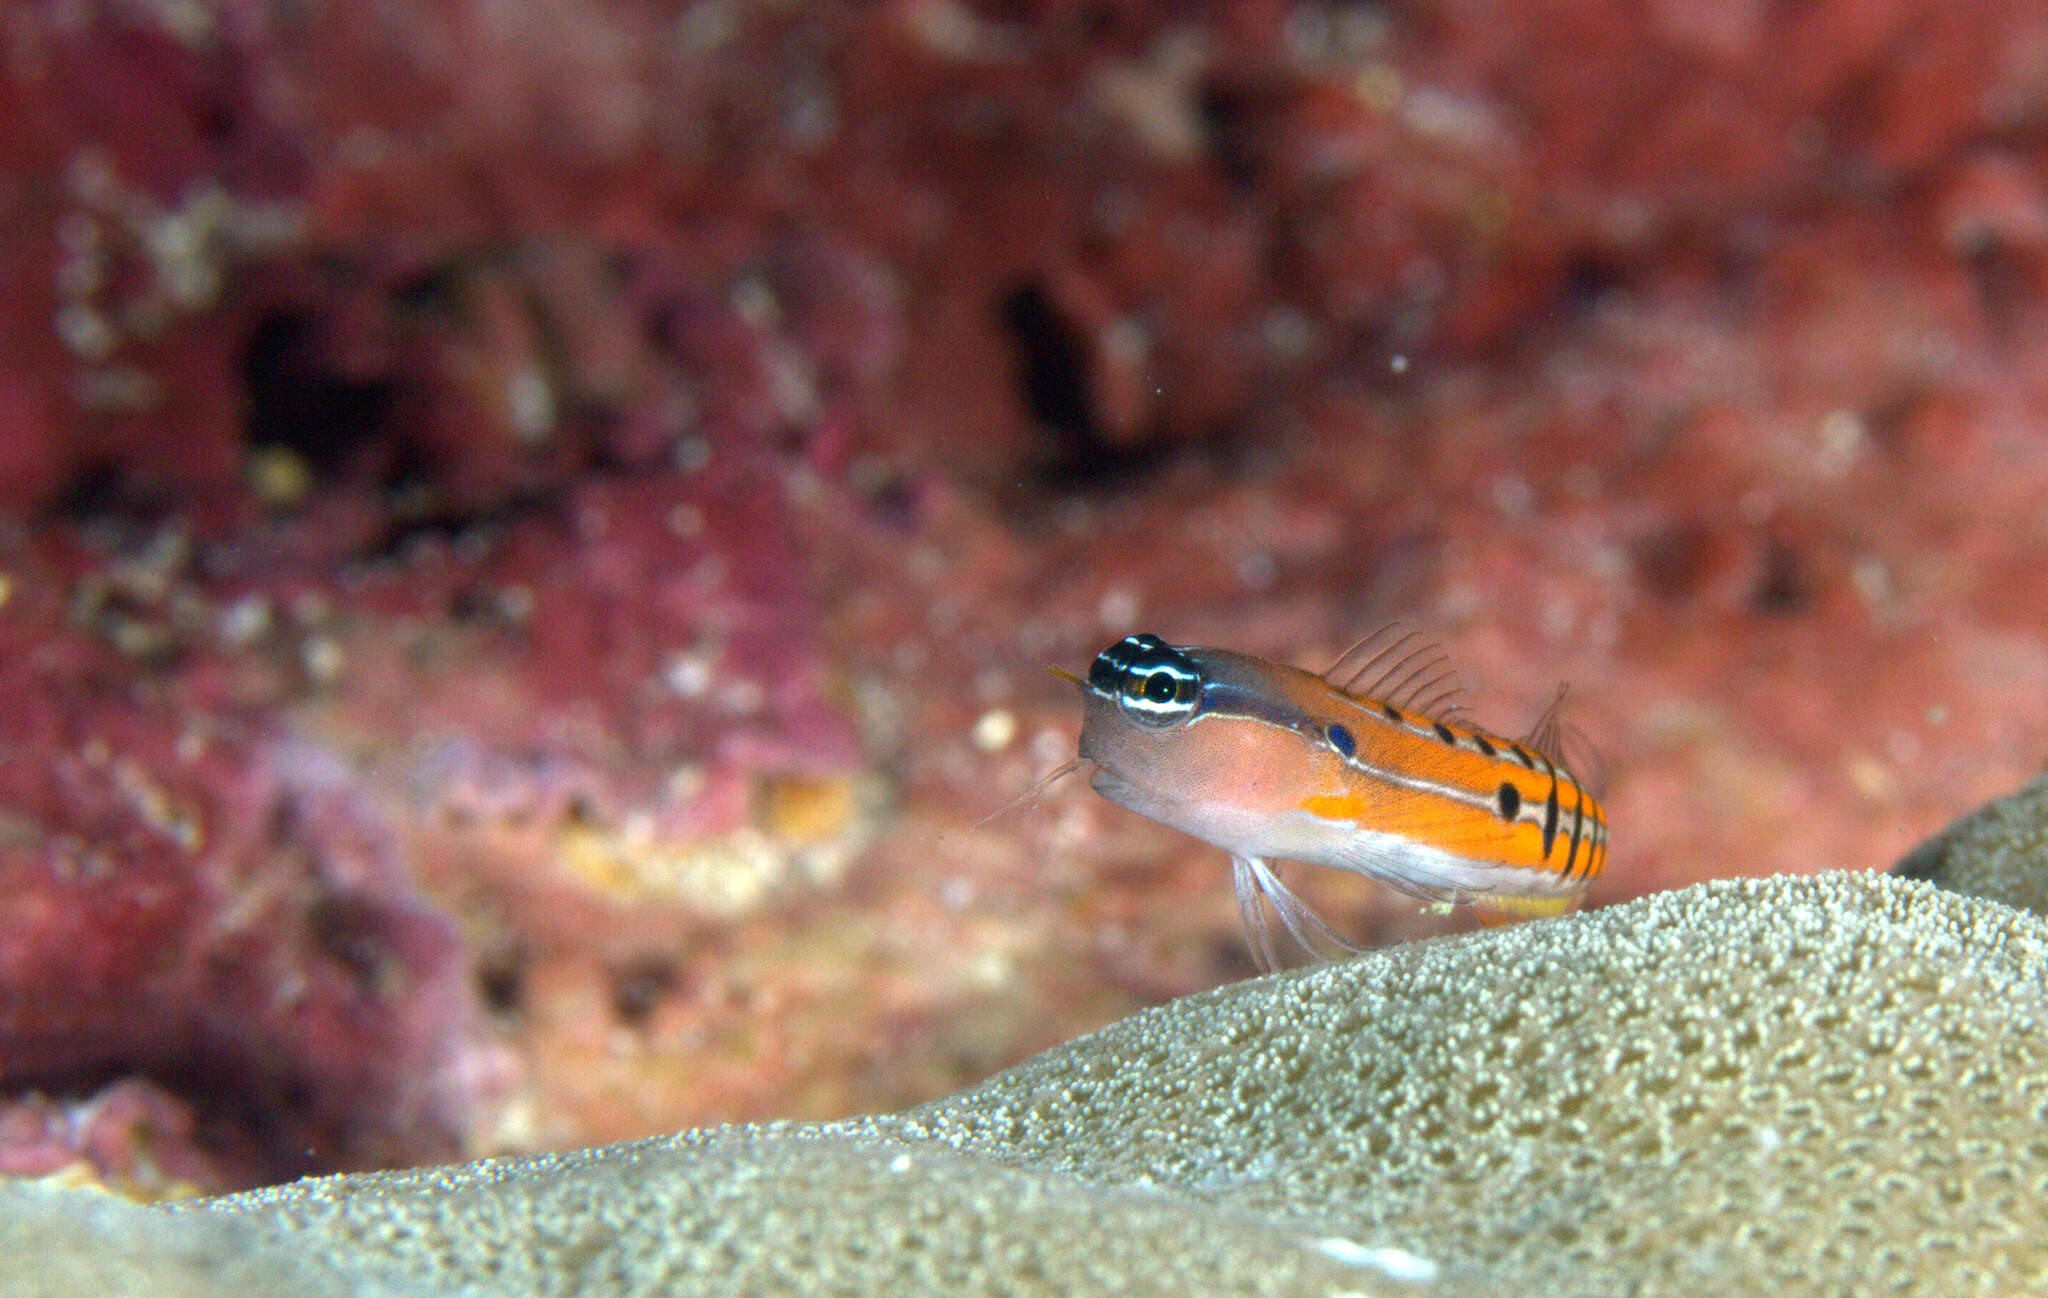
[998,281,1097,447]
[308,894,403,1001]
[1751,538,1807,616]
[1196,83,1271,191]
[996,280,1169,491]
[240,311,392,486]
[1632,524,1711,601]
[610,958,680,1026]
[477,948,527,1015]
[1559,252,1632,314]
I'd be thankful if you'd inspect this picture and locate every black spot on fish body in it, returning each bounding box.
[1432,721,1456,744]
[1472,735,1497,758]
[1497,782,1522,821]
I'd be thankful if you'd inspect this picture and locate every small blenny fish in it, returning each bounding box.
[1061,628,1607,971]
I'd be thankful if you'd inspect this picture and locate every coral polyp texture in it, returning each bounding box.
[0,870,2037,1297]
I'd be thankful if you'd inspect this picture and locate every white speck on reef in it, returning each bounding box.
[1311,1237,1439,1282]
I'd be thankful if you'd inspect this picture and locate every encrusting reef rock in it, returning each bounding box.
[14,779,2048,1296]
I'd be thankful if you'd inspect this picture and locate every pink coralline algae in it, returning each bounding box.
[5,0,2012,522]
[0,1078,234,1196]
[0,431,868,1182]
[0,546,503,1182]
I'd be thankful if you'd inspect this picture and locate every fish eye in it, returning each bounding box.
[1086,634,1202,727]
[1115,657,1199,726]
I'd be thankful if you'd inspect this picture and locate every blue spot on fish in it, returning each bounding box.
[1327,723,1356,759]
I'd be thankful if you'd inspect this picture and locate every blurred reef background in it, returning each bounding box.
[3,0,2048,1195]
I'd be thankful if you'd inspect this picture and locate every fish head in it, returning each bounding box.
[1071,635,1329,854]
[1072,634,1204,802]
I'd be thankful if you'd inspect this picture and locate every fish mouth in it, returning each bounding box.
[1088,764,1181,818]
[1086,765,1137,804]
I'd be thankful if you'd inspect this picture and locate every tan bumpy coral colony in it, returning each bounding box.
[14,777,2048,1295]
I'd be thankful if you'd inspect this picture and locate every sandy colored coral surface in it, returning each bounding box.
[0,1180,433,1298]
[30,871,2006,1297]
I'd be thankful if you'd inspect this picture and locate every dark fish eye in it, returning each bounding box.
[1117,668,1195,725]
[1093,634,1200,727]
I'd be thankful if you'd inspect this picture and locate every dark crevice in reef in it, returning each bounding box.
[995,280,1173,493]
[54,460,176,525]
[240,310,396,487]
[2,1026,420,1189]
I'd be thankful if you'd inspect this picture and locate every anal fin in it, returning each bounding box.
[1470,893,1578,927]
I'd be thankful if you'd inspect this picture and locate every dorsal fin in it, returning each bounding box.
[1322,624,1468,719]
[1523,684,1606,793]
[1524,684,1570,764]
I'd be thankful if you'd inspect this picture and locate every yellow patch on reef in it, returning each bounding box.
[21,1157,206,1206]
[557,775,870,921]
[758,774,857,844]
[558,821,785,919]
[246,446,314,508]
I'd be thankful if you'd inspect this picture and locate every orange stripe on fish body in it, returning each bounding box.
[1071,630,1607,970]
